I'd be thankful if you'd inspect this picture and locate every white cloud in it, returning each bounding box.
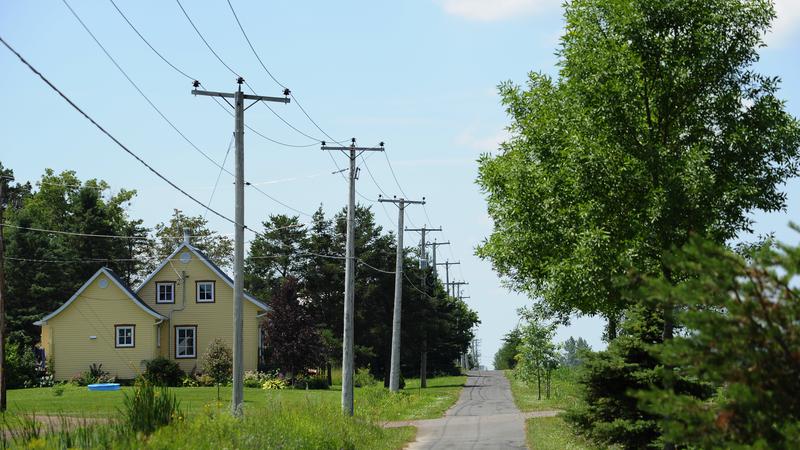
[438,0,557,22]
[767,0,800,46]
[455,129,511,153]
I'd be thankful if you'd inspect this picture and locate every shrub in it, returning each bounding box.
[71,363,114,386]
[243,370,271,388]
[5,340,39,388]
[142,356,184,387]
[194,374,215,387]
[294,373,329,390]
[201,339,232,385]
[122,381,182,435]
[262,377,288,390]
[51,384,65,397]
[353,367,377,387]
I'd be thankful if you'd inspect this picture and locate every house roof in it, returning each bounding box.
[135,243,270,312]
[34,267,168,325]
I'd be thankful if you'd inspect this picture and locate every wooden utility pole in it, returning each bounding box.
[404,225,440,388]
[427,240,449,280]
[191,78,289,416]
[379,196,424,392]
[323,139,385,415]
[0,176,9,411]
[436,260,459,297]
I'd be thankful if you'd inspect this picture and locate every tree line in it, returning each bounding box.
[478,0,800,447]
[0,163,479,386]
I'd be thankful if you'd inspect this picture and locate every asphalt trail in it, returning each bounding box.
[392,370,555,449]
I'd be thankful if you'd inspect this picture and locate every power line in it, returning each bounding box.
[61,0,226,176]
[204,133,235,219]
[1,38,421,290]
[176,0,326,144]
[108,0,319,149]
[224,0,349,147]
[107,0,195,81]
[0,34,236,226]
[64,0,321,216]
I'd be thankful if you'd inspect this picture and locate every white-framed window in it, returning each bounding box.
[196,281,215,303]
[156,282,175,304]
[115,325,135,348]
[175,326,196,358]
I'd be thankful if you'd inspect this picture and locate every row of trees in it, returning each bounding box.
[479,0,800,447]
[0,163,479,385]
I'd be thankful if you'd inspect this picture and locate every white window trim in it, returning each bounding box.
[156,282,175,304]
[175,326,196,359]
[196,281,215,303]
[115,325,135,348]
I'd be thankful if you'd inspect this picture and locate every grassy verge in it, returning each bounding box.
[1,375,464,448]
[506,368,581,412]
[0,401,415,449]
[525,416,594,450]
[5,375,464,422]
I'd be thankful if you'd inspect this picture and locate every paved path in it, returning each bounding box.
[387,370,558,449]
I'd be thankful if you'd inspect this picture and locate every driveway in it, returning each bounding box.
[387,370,558,449]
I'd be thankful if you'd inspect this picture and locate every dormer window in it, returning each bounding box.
[196,281,215,303]
[156,282,175,304]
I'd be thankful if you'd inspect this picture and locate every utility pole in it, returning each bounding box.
[436,260,459,297]
[427,240,449,280]
[404,225,440,388]
[323,139,385,415]
[448,281,469,299]
[379,196,424,392]
[0,176,9,411]
[192,78,289,416]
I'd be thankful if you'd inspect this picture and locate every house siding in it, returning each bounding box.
[136,248,262,373]
[44,274,158,381]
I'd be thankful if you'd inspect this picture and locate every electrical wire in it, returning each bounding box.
[2,36,421,290]
[108,0,195,81]
[224,0,349,146]
[176,0,327,144]
[0,34,236,226]
[64,0,320,216]
[204,133,234,219]
[109,0,319,149]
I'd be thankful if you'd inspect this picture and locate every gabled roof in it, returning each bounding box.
[34,267,167,325]
[135,243,269,311]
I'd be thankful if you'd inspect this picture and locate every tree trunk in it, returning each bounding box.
[536,366,541,400]
[606,315,618,342]
[326,362,332,387]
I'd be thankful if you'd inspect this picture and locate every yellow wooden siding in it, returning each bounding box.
[40,325,52,366]
[44,274,159,381]
[137,247,263,373]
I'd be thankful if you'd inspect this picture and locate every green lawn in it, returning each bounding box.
[526,416,595,450]
[5,375,464,422]
[506,368,581,412]
[1,376,464,449]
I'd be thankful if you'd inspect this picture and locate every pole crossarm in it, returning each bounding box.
[405,227,442,233]
[192,89,290,104]
[436,260,459,266]
[427,241,450,247]
[322,146,384,152]
[378,197,425,206]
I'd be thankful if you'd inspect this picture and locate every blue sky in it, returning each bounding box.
[1,0,799,368]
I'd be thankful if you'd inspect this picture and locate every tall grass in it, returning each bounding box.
[0,398,413,449]
[121,381,182,434]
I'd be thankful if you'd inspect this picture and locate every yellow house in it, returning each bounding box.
[35,231,269,381]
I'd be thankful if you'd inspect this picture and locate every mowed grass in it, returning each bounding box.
[525,416,595,450]
[5,375,464,422]
[506,368,581,412]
